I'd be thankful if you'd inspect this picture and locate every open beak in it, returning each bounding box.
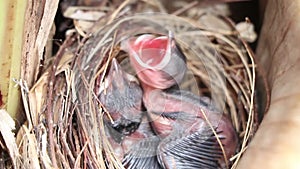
[124,34,170,70]
[121,32,186,89]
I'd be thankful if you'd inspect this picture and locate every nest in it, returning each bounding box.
[71,13,265,168]
[2,1,269,169]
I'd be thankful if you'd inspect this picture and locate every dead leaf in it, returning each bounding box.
[18,126,41,169]
[0,109,19,168]
[236,21,257,43]
[64,6,106,21]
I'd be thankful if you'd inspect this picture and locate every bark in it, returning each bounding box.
[237,1,300,168]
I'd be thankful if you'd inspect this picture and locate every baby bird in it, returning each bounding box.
[121,32,187,89]
[122,32,238,168]
[99,58,143,135]
[142,84,238,168]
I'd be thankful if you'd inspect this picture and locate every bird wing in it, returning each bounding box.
[157,127,223,169]
[122,136,162,169]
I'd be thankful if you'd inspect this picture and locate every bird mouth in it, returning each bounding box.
[123,32,174,70]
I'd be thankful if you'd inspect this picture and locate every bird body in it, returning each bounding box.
[99,59,162,168]
[106,115,162,169]
[122,116,162,169]
[112,32,239,168]
[142,84,238,168]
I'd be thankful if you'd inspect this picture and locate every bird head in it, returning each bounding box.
[99,58,143,135]
[121,32,187,89]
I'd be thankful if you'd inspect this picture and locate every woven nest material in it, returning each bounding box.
[13,10,269,169]
[67,13,267,168]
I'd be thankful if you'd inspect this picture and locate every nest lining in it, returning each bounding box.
[69,13,259,169]
[4,2,268,168]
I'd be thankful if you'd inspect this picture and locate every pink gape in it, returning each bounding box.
[123,33,238,168]
[121,32,187,89]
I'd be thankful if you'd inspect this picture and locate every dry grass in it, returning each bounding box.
[0,1,269,168]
